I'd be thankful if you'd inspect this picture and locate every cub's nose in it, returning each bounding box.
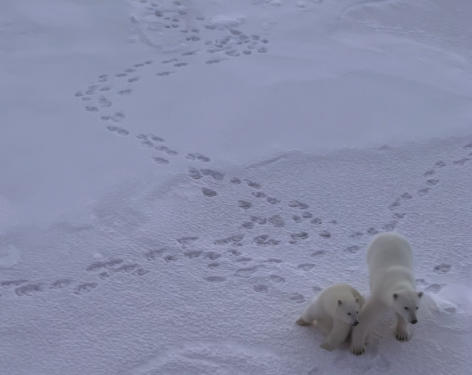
[351,321,359,326]
[411,319,418,325]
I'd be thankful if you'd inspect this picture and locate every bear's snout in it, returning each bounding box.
[411,319,418,324]
[351,321,359,326]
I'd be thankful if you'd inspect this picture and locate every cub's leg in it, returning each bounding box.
[296,299,322,326]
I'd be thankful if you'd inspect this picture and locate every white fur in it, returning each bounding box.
[350,232,423,355]
[296,283,365,351]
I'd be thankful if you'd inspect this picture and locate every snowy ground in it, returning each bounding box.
[1,0,472,374]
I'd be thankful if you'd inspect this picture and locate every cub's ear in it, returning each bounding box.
[337,299,342,305]
[355,297,359,303]
[393,293,398,300]
[418,291,423,298]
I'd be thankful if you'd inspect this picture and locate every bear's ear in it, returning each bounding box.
[337,299,342,305]
[393,293,398,300]
[418,291,423,298]
[355,297,359,303]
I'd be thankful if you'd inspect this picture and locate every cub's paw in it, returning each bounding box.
[296,318,311,326]
[320,341,337,352]
[395,330,410,342]
[350,345,366,356]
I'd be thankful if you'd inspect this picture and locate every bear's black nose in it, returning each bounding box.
[411,319,417,324]
[352,321,359,326]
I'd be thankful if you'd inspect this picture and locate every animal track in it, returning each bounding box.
[235,266,260,277]
[152,157,169,165]
[86,259,124,272]
[204,276,226,283]
[156,71,174,76]
[202,188,218,197]
[290,232,309,244]
[268,215,285,227]
[177,236,199,246]
[269,275,285,283]
[242,222,254,229]
[433,263,451,274]
[184,250,203,259]
[1,280,28,288]
[238,200,252,210]
[74,283,98,295]
[423,169,435,177]
[253,284,269,293]
[401,192,412,199]
[266,197,280,204]
[425,284,442,294]
[246,180,261,189]
[117,89,132,96]
[203,252,221,261]
[15,284,43,296]
[311,250,326,257]
[298,263,315,271]
[415,278,428,286]
[253,235,280,246]
[230,178,241,184]
[367,227,378,235]
[145,249,167,260]
[186,153,210,162]
[188,167,203,179]
[251,216,266,225]
[319,230,331,239]
[289,293,305,304]
[155,146,178,155]
[289,200,309,209]
[383,221,397,231]
[417,188,430,196]
[107,126,129,136]
[251,192,266,198]
[164,255,177,262]
[311,218,322,225]
[435,161,446,168]
[346,245,360,254]
[214,235,244,246]
[201,169,224,180]
[453,158,470,166]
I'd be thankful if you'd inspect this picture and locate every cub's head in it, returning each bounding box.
[335,296,361,326]
[392,291,423,324]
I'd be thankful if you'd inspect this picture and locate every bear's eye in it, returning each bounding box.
[404,307,409,310]
[347,313,351,316]
[416,307,418,310]
[356,311,358,314]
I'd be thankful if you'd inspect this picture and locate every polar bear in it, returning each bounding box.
[350,232,423,355]
[296,283,365,351]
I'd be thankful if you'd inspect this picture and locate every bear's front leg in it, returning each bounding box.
[320,319,351,352]
[394,313,410,342]
[350,324,367,355]
[350,298,382,355]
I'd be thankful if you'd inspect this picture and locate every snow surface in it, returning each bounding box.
[1,0,472,374]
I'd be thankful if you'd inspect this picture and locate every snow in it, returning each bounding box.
[1,0,472,374]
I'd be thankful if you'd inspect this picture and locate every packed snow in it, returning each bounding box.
[1,0,472,374]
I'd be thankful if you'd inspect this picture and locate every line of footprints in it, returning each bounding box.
[1,142,469,302]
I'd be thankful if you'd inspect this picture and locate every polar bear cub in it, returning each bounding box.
[350,232,423,355]
[296,283,365,351]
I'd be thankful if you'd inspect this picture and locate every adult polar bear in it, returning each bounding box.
[350,232,423,355]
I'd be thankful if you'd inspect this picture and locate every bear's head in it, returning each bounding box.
[392,291,423,324]
[335,296,361,326]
